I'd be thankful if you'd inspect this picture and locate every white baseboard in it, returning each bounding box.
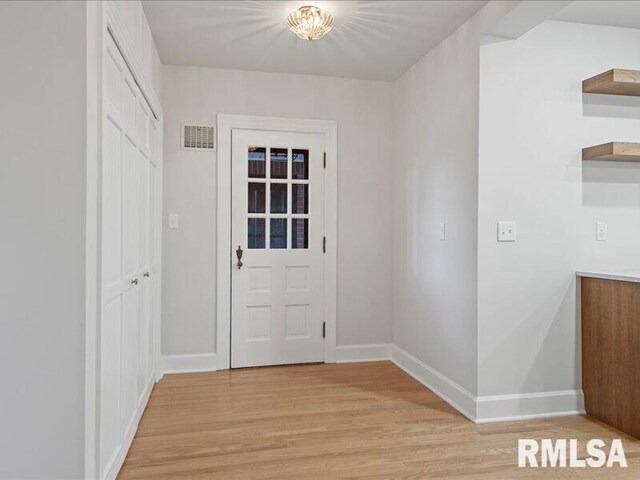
[335,344,392,363]
[475,389,585,423]
[389,345,584,423]
[160,346,584,425]
[390,345,477,421]
[161,353,218,374]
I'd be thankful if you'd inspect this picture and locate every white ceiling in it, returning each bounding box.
[142,1,487,82]
[553,1,640,29]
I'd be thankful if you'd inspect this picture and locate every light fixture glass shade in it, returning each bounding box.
[287,5,334,41]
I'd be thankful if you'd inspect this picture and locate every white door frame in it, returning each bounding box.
[216,114,337,370]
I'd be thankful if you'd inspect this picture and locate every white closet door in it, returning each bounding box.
[120,74,141,439]
[100,34,126,475]
[147,120,159,386]
[136,100,151,401]
[146,119,162,383]
[100,31,158,479]
[100,39,123,467]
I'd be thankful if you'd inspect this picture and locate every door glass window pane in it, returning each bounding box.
[291,218,308,249]
[248,218,265,249]
[291,184,308,214]
[270,183,287,214]
[248,147,266,178]
[270,219,287,249]
[292,149,309,180]
[270,148,287,179]
[248,182,266,213]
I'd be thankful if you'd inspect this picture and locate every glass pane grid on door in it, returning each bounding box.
[247,146,310,250]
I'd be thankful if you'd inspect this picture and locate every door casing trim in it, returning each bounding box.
[216,114,338,369]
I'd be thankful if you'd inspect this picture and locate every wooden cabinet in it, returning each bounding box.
[581,276,640,438]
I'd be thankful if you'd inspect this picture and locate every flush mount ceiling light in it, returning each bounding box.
[287,5,334,41]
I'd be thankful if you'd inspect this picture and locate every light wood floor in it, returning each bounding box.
[118,361,640,479]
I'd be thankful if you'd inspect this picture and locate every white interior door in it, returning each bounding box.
[99,30,159,479]
[231,129,325,368]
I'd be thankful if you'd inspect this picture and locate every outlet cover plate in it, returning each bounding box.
[498,221,516,242]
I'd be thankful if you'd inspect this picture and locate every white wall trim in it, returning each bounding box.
[389,345,585,424]
[216,114,338,370]
[335,344,392,363]
[475,390,585,424]
[162,353,218,374]
[158,343,584,425]
[85,2,101,477]
[390,345,478,421]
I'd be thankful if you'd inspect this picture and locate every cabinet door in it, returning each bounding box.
[582,277,640,439]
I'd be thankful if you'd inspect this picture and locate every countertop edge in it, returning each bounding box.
[576,271,640,284]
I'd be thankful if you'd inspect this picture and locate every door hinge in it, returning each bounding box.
[323,236,326,253]
[323,152,326,168]
[322,321,326,339]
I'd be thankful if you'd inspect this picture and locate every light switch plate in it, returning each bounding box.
[168,214,179,229]
[596,221,607,241]
[498,221,516,242]
[438,222,446,241]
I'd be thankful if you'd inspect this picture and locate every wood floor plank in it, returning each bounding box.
[118,362,640,479]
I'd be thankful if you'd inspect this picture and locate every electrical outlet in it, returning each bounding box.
[438,222,446,241]
[596,222,607,241]
[498,221,516,242]
[168,214,179,229]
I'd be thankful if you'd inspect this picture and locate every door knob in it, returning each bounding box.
[236,245,243,269]
[143,272,150,278]
[131,278,138,285]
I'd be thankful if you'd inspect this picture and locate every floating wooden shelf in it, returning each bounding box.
[583,69,640,96]
[582,142,640,162]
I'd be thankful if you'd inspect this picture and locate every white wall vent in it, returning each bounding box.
[182,124,215,150]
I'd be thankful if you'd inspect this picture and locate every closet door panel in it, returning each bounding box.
[137,102,150,156]
[105,47,122,116]
[122,78,137,142]
[100,32,128,479]
[100,298,122,473]
[137,273,150,398]
[120,284,139,438]
[102,118,123,287]
[136,121,151,394]
[148,157,158,384]
[138,151,149,271]
[122,137,139,280]
[119,82,141,441]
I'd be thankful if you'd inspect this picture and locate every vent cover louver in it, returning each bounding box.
[182,125,215,150]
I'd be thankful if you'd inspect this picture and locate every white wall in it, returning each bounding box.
[478,21,640,398]
[161,65,393,356]
[391,1,516,396]
[0,2,87,478]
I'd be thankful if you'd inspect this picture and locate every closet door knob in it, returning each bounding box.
[143,272,150,278]
[131,278,138,285]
